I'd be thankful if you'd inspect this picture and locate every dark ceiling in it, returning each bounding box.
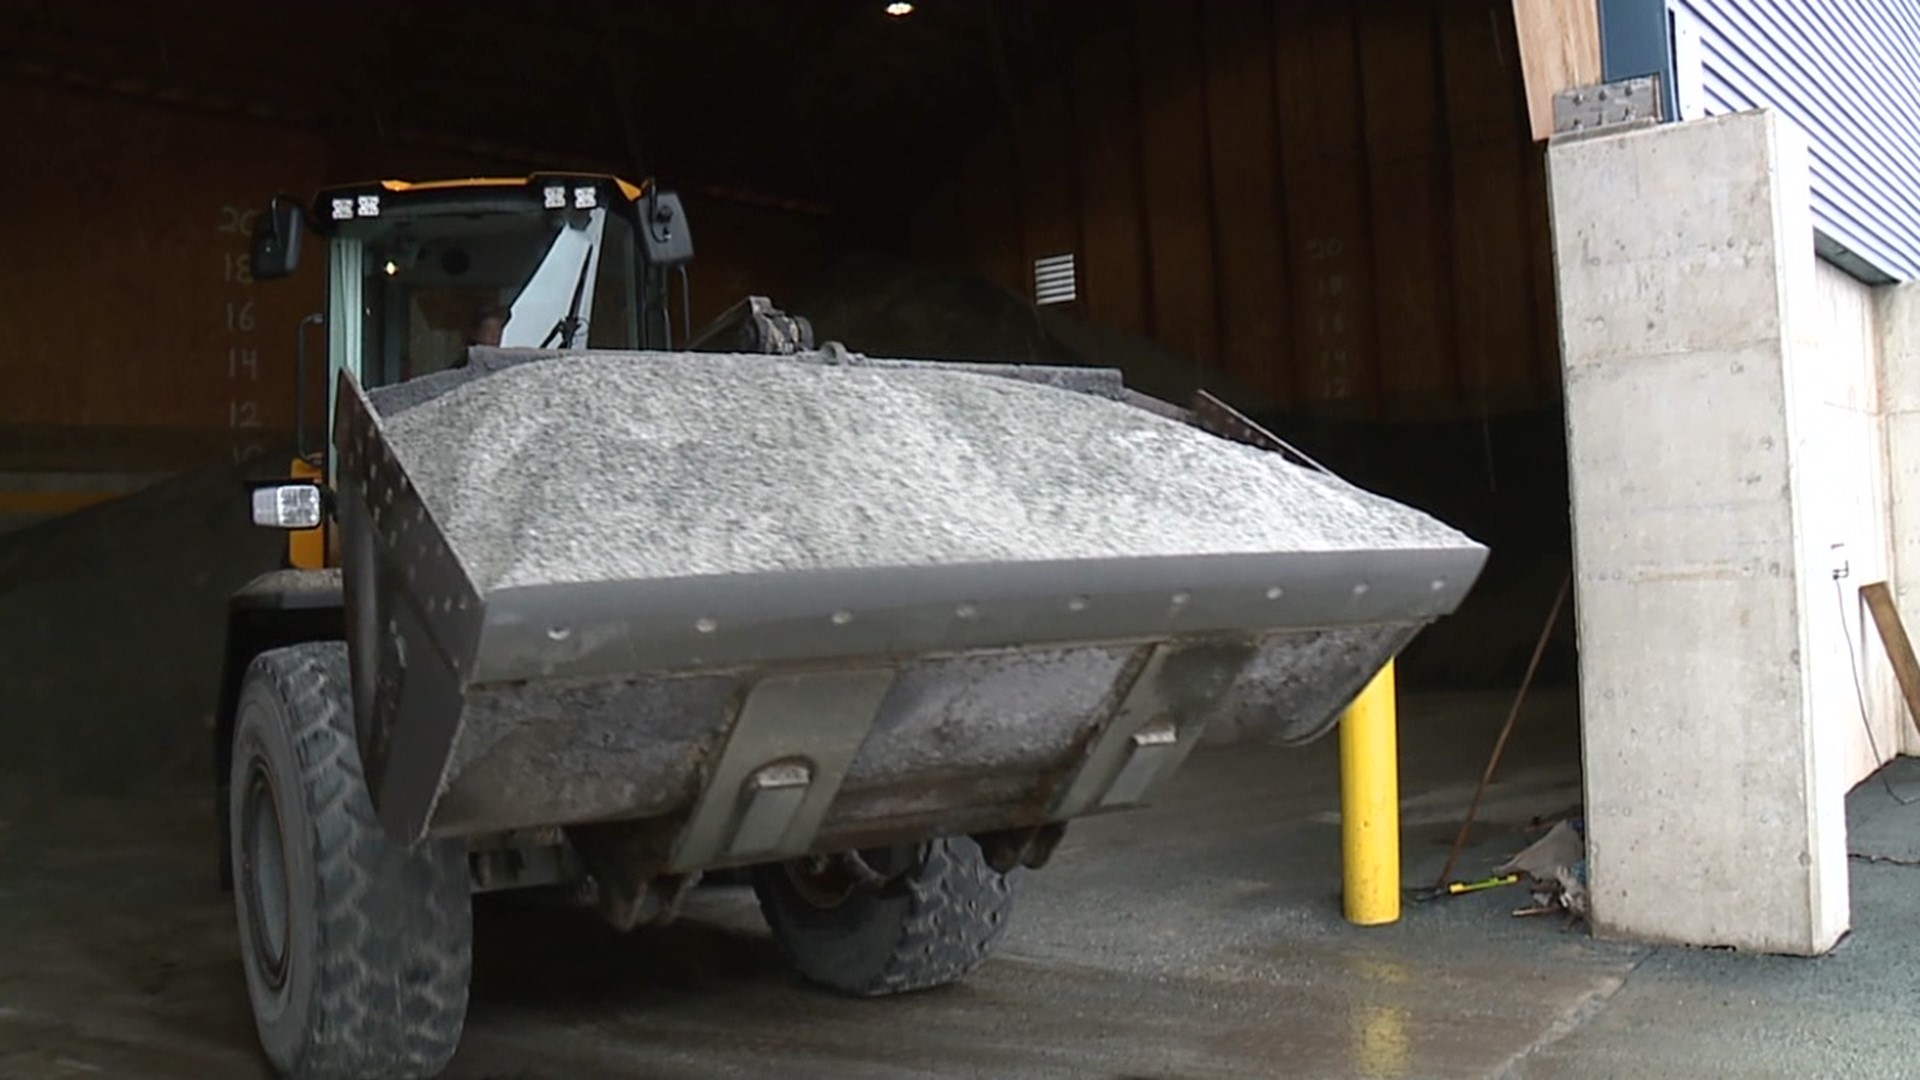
[0,0,1120,220]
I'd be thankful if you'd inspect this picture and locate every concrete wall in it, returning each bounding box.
[1549,107,1917,955]
[1799,261,1913,781]
[1880,282,1920,757]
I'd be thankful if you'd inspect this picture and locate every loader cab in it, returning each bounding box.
[316,175,685,405]
[248,173,694,567]
[324,177,667,384]
[253,172,692,429]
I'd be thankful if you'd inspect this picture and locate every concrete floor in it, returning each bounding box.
[2,690,1916,1079]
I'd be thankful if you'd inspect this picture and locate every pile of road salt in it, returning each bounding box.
[0,465,284,795]
[381,353,1475,591]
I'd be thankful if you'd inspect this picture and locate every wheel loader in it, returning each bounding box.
[216,171,1488,1078]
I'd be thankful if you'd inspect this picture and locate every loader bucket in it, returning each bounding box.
[332,349,1487,869]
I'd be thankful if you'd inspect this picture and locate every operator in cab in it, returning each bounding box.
[456,303,510,367]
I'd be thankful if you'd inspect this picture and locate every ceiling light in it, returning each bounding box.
[885,2,914,16]
[384,260,399,276]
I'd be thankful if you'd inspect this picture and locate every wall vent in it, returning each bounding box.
[1034,253,1077,305]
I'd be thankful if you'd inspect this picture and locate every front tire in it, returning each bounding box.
[752,836,1016,997]
[229,642,471,1079]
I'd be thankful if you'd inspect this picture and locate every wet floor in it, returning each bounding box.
[2,690,1916,1079]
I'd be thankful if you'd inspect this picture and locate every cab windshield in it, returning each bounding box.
[348,205,640,387]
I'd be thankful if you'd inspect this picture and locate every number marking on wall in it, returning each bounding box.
[219,206,265,464]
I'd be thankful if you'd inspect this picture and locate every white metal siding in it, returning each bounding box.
[1670,0,1920,282]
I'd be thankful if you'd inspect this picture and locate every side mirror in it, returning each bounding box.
[251,195,305,280]
[641,189,694,267]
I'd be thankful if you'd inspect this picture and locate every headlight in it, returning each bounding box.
[251,483,325,529]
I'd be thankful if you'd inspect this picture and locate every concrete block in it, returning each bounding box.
[1555,252,1787,366]
[1575,572,1832,951]
[1563,345,1793,569]
[1549,112,1796,367]
[1552,108,1851,955]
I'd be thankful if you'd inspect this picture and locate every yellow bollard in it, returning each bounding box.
[1340,658,1400,926]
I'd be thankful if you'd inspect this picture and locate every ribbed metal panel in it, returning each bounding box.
[1669,0,1920,282]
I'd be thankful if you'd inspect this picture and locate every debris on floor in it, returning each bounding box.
[1498,818,1589,920]
[1409,870,1523,904]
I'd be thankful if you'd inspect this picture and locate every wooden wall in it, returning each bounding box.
[911,0,1563,421]
[0,80,850,476]
[1511,0,1603,141]
[0,82,327,473]
[0,0,1575,484]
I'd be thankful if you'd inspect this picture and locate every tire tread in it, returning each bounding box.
[241,643,469,1078]
[755,837,1015,997]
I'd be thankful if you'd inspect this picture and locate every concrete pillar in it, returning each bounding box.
[1548,109,1849,955]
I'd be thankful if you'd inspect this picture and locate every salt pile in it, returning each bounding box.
[0,465,284,796]
[380,353,1475,591]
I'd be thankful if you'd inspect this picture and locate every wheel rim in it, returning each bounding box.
[783,856,859,910]
[241,760,292,991]
[782,846,923,909]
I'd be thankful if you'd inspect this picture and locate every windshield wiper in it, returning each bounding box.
[539,246,595,349]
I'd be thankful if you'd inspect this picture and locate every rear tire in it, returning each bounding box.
[752,836,1016,997]
[229,642,471,1079]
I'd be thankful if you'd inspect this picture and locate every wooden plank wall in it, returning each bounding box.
[0,80,852,476]
[910,0,1559,421]
[1510,0,1603,141]
[0,82,329,473]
